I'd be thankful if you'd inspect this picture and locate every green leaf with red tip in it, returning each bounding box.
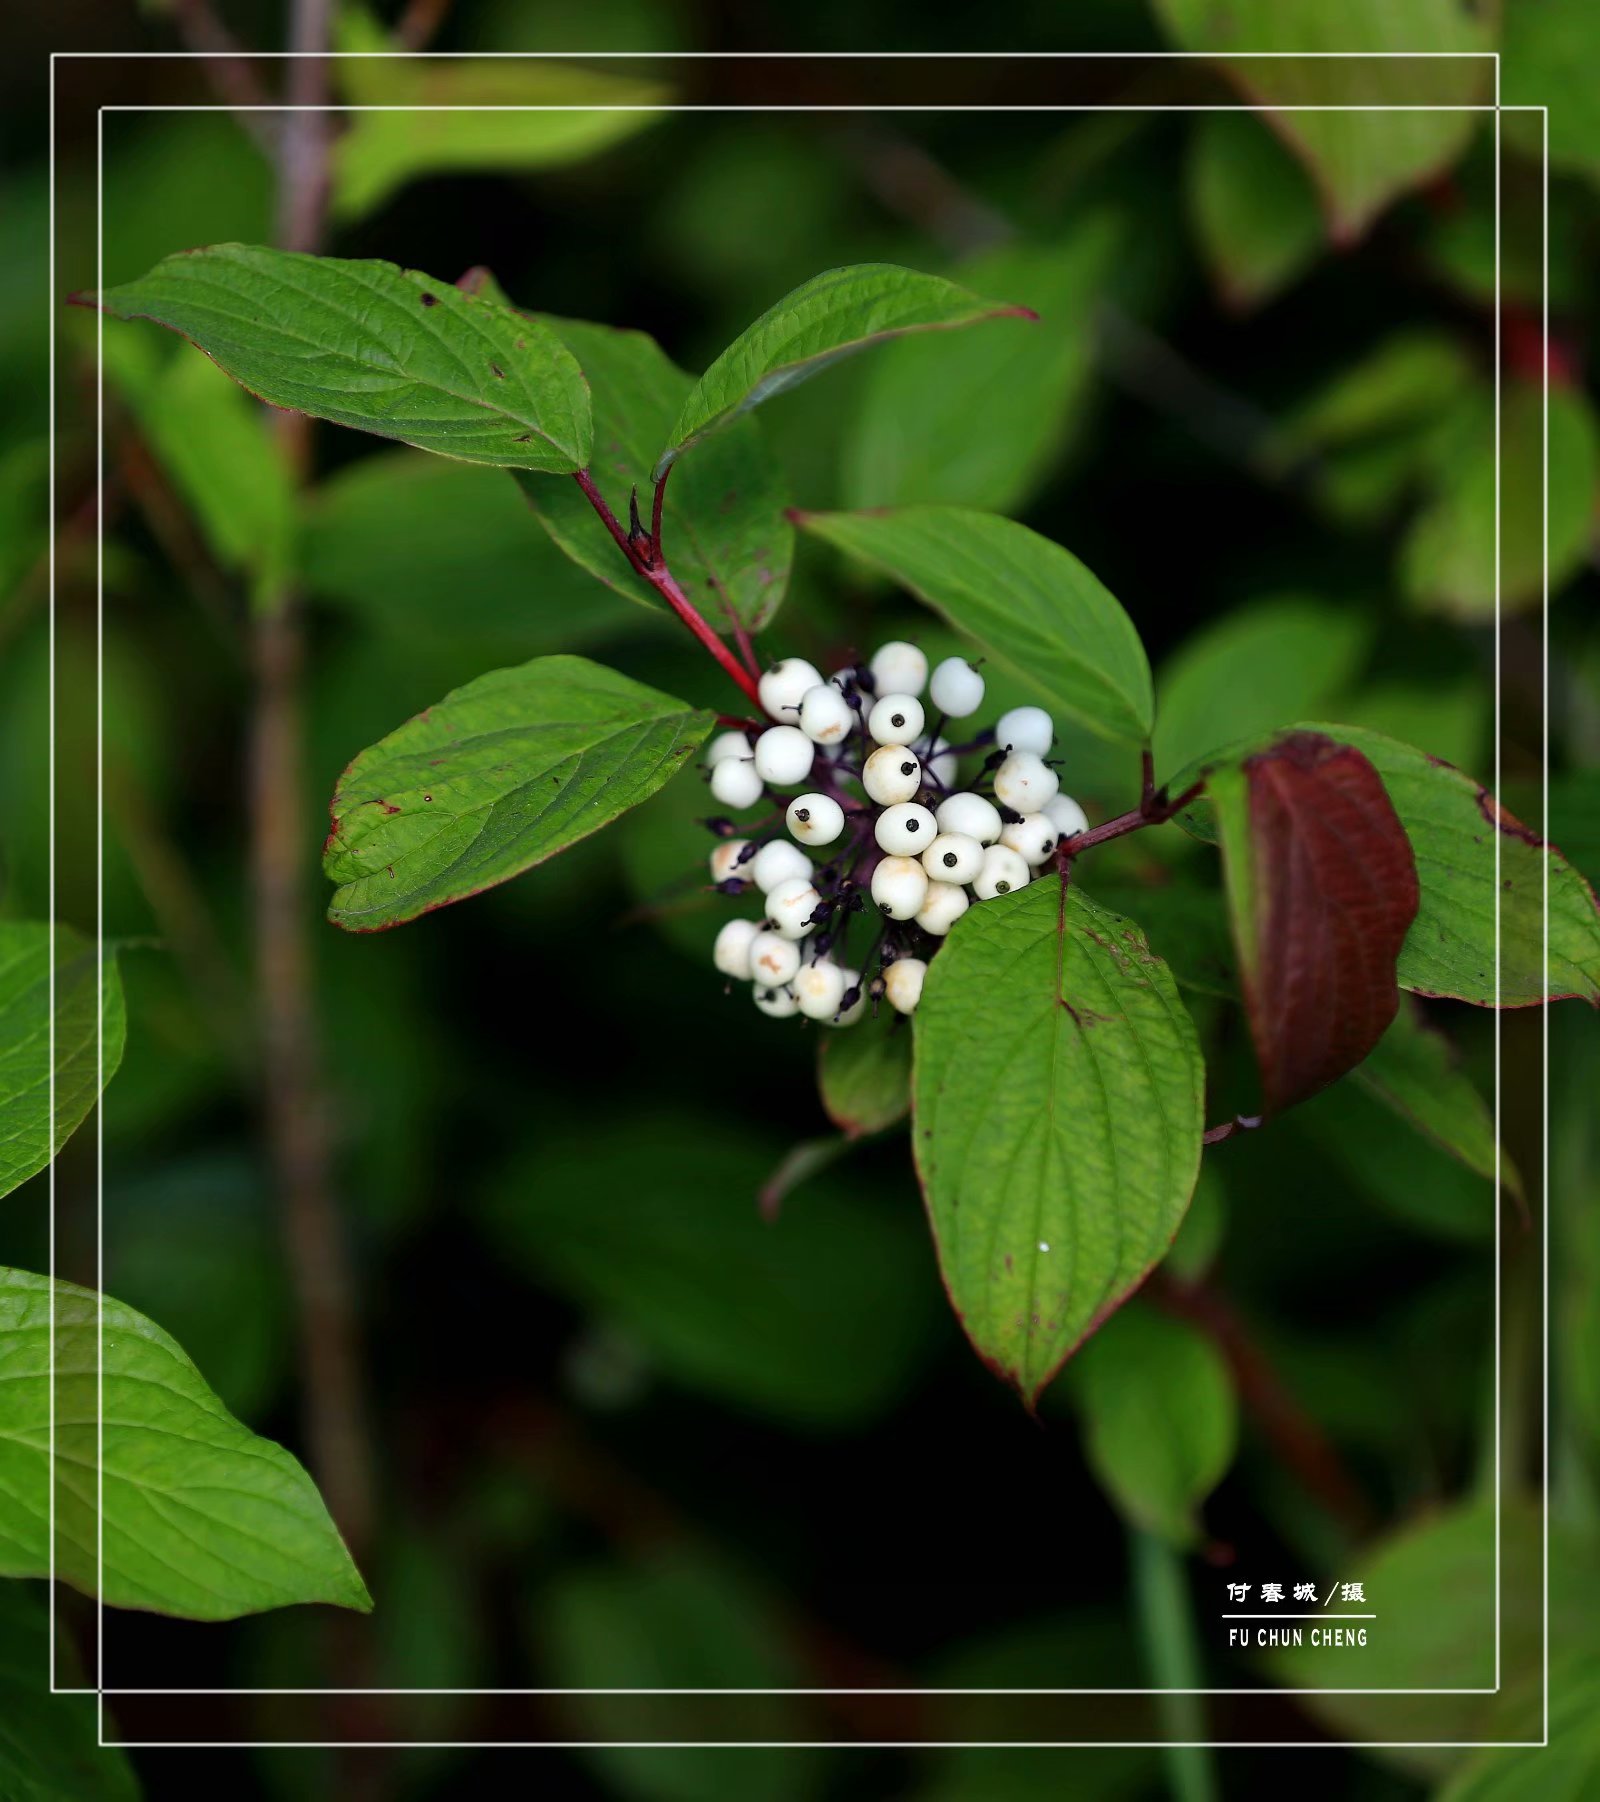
[323,656,713,932]
[1209,731,1418,1116]
[913,882,1205,1405]
[655,264,1033,478]
[89,244,592,472]
[817,1013,911,1139]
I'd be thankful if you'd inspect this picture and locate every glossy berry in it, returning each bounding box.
[993,751,1059,813]
[916,879,969,937]
[758,657,824,724]
[713,917,758,980]
[753,724,814,786]
[709,838,752,884]
[994,705,1055,756]
[753,982,799,1018]
[884,957,927,1015]
[750,839,812,893]
[929,656,984,719]
[709,755,763,809]
[871,854,929,920]
[874,801,936,856]
[786,792,846,845]
[869,640,928,698]
[973,844,1031,899]
[749,929,801,987]
[1000,813,1059,866]
[921,831,984,884]
[794,960,847,1021]
[1045,792,1090,839]
[798,682,853,745]
[766,876,821,940]
[862,745,922,805]
[704,728,752,766]
[868,693,925,746]
[936,791,1002,843]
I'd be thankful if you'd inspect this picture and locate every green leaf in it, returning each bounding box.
[330,6,667,221]
[518,314,793,632]
[0,923,126,1202]
[0,1267,370,1619]
[816,1013,911,1139]
[1068,1303,1237,1545]
[655,263,1031,477]
[1082,879,1237,1002]
[1403,380,1600,618]
[797,507,1153,745]
[482,1114,938,1427]
[91,245,593,472]
[101,327,296,598]
[1188,113,1322,309]
[1152,595,1369,778]
[1286,330,1477,454]
[914,883,1205,1404]
[1353,1003,1520,1199]
[0,1585,138,1800]
[841,225,1117,512]
[1440,1653,1600,1801]
[323,655,713,932]
[1154,0,1490,240]
[1503,0,1600,189]
[1177,723,1600,1006]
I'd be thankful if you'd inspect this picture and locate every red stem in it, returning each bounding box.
[573,469,764,710]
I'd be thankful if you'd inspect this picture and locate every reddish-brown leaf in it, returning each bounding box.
[1220,731,1419,1115]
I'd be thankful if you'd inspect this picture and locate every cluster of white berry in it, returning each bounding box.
[703,641,1088,1025]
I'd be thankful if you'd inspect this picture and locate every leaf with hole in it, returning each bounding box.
[914,883,1205,1404]
[656,263,1031,477]
[323,655,713,932]
[90,245,592,472]
[0,1267,369,1619]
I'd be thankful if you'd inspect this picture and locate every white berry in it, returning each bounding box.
[929,657,984,718]
[921,832,984,884]
[749,929,801,987]
[753,982,799,1018]
[935,791,1002,843]
[766,876,821,940]
[874,801,937,857]
[884,957,927,1015]
[758,658,824,724]
[916,880,969,937]
[798,683,853,746]
[868,693,925,746]
[869,640,927,698]
[830,971,867,1027]
[705,729,752,767]
[786,793,845,846]
[871,854,929,920]
[995,705,1055,756]
[709,755,762,809]
[1045,792,1090,839]
[753,724,814,787]
[1001,813,1059,867]
[751,839,812,892]
[973,844,1031,899]
[994,751,1059,813]
[862,745,922,806]
[713,918,759,980]
[794,960,846,1021]
[709,839,752,884]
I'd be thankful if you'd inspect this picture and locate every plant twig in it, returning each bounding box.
[169,0,279,153]
[1130,1527,1219,1802]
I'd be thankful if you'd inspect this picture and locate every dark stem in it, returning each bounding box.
[1054,769,1207,872]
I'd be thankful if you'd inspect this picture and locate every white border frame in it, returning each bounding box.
[42,43,1554,1756]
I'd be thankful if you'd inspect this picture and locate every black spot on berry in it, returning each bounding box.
[795,808,811,823]
[419,292,438,306]
[907,819,921,833]
[996,881,1011,893]
[900,761,915,776]
[942,852,957,867]
[891,712,905,727]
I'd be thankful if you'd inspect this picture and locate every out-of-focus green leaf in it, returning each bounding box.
[102,326,296,598]
[519,314,793,631]
[842,223,1117,512]
[323,656,712,931]
[331,6,668,220]
[0,1268,370,1619]
[483,1115,939,1427]
[1152,595,1369,778]
[1440,1652,1600,1800]
[816,1012,910,1139]
[1165,1162,1226,1281]
[658,264,1030,476]
[0,923,126,1202]
[1287,331,1476,453]
[92,246,593,473]
[302,448,639,654]
[1403,381,1599,618]
[1153,0,1490,240]
[1188,113,1322,308]
[1069,1303,1237,1545]
[0,1585,138,1800]
[799,507,1153,744]
[914,883,1204,1403]
[1330,678,1485,776]
[1353,1003,1519,1199]
[1503,0,1600,187]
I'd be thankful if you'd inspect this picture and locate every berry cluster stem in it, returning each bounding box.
[1054,763,1207,875]
[573,468,764,711]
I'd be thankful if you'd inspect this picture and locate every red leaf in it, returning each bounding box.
[1226,732,1420,1115]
